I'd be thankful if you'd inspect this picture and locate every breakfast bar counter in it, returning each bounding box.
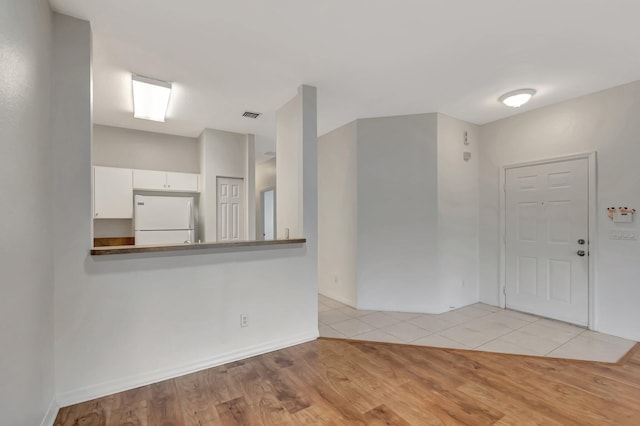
[90,238,307,256]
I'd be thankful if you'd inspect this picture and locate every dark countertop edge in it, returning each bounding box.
[90,238,307,256]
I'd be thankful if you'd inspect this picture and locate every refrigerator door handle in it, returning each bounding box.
[189,201,193,229]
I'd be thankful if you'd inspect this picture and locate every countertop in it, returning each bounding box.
[90,238,307,256]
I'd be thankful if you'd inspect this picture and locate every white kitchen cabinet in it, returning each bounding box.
[133,169,199,192]
[132,169,166,190]
[93,166,133,219]
[167,172,199,192]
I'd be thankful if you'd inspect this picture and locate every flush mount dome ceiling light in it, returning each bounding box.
[132,74,172,122]
[499,88,536,108]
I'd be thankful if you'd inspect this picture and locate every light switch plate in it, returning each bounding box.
[613,212,634,223]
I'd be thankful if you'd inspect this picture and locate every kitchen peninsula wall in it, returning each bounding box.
[53,14,318,406]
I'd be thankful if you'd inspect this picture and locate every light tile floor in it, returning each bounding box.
[318,294,636,363]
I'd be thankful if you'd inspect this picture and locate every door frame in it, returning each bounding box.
[499,152,597,329]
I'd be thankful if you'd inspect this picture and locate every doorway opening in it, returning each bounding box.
[261,188,276,240]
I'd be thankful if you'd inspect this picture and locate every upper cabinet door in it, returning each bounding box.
[132,169,199,192]
[94,166,133,218]
[166,172,199,192]
[133,169,166,190]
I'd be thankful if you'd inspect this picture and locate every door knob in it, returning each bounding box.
[577,250,586,257]
[577,239,585,245]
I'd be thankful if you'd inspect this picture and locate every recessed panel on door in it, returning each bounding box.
[517,202,538,242]
[518,175,537,190]
[517,256,538,296]
[219,202,228,240]
[548,171,571,188]
[549,259,572,303]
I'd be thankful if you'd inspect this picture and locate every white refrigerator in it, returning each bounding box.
[134,195,195,245]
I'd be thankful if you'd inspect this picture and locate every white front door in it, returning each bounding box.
[217,177,244,241]
[505,158,589,326]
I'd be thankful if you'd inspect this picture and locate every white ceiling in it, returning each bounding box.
[50,0,640,162]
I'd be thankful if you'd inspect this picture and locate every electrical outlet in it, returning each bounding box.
[240,314,249,328]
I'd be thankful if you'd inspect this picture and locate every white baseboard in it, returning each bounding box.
[56,330,318,407]
[40,398,59,426]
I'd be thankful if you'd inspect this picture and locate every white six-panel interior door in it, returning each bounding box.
[505,157,589,326]
[217,177,245,241]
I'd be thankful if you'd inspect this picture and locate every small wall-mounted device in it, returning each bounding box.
[463,131,470,146]
[463,152,471,162]
[608,206,635,223]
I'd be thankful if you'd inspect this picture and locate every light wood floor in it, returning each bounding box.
[55,338,640,425]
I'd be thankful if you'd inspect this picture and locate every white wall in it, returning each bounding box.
[437,114,480,308]
[479,81,640,341]
[318,121,358,305]
[51,9,94,404]
[93,219,133,238]
[52,18,317,404]
[198,128,253,242]
[318,113,480,313]
[255,158,276,240]
[0,1,56,424]
[93,124,199,173]
[356,114,441,312]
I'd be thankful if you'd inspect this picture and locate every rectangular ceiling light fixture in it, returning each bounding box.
[131,74,172,122]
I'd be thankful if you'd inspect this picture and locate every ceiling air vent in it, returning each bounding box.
[242,111,262,119]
